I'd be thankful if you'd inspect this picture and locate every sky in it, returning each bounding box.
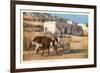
[51,13,88,24]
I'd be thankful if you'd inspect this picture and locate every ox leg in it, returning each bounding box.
[53,46,58,55]
[41,49,44,56]
[36,47,40,54]
[35,44,42,54]
[47,48,50,56]
[34,44,40,54]
[55,47,58,55]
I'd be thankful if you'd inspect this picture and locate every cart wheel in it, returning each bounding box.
[64,44,70,53]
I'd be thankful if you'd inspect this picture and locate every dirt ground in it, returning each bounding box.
[23,49,88,61]
[23,35,88,61]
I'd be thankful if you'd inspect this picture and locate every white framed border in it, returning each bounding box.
[15,4,94,69]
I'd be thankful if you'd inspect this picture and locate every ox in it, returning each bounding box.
[31,36,59,56]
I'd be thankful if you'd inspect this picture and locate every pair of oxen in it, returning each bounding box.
[30,36,69,56]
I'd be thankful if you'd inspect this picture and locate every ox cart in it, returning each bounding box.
[56,35,71,54]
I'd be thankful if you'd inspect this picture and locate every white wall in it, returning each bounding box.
[0,0,100,73]
[44,21,56,33]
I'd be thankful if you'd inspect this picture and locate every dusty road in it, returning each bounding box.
[23,49,88,61]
